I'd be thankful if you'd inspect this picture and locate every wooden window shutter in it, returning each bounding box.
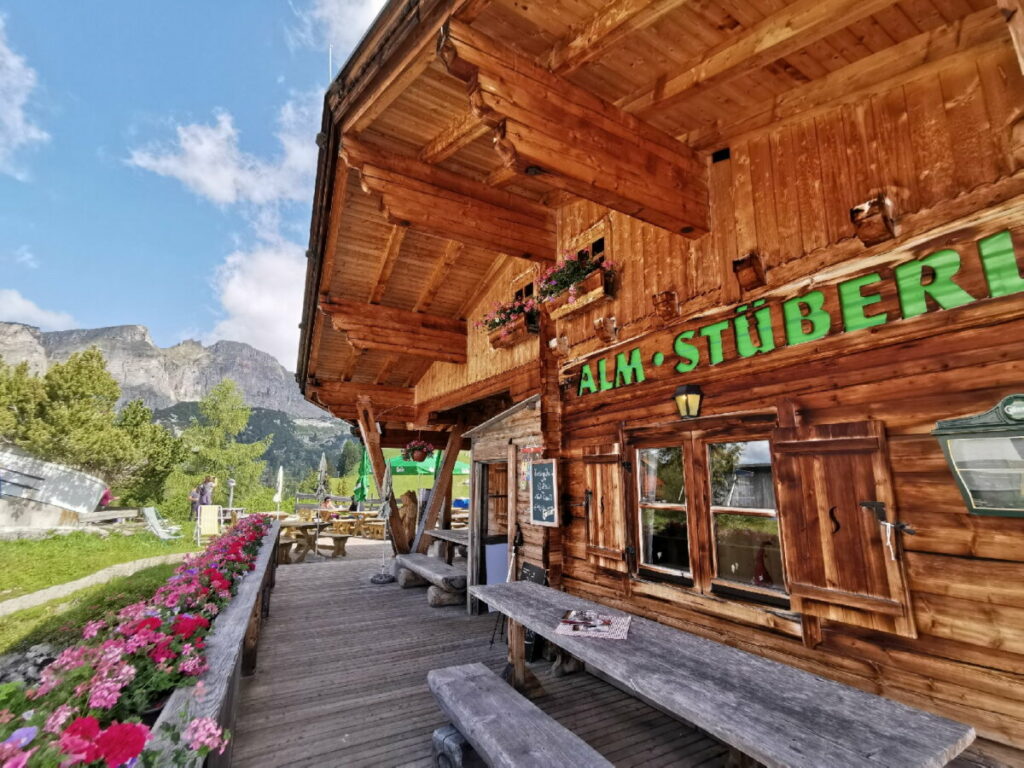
[773,420,916,638]
[584,457,628,573]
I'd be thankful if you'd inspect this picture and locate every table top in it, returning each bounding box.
[471,581,974,768]
[426,528,469,545]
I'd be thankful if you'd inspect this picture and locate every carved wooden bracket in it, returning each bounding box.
[548,336,570,358]
[438,20,708,238]
[652,290,679,321]
[732,251,767,293]
[850,194,899,246]
[594,316,619,344]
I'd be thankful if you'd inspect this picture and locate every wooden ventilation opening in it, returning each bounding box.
[773,420,916,638]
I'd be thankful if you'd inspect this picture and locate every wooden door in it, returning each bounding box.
[486,463,508,536]
[584,457,628,573]
[773,420,916,637]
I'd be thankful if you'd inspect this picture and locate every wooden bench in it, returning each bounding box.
[317,532,349,558]
[472,581,975,768]
[395,553,467,608]
[428,663,612,768]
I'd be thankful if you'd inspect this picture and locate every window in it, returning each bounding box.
[513,281,534,303]
[625,418,789,607]
[707,441,786,603]
[637,447,690,583]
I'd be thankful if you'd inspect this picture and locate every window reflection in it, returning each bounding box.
[638,446,685,503]
[949,437,1024,512]
[714,514,785,590]
[638,447,689,574]
[708,441,776,510]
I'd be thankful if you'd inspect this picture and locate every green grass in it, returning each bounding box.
[0,524,198,602]
[0,564,178,655]
[330,448,472,502]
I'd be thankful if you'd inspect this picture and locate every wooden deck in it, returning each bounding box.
[234,540,728,767]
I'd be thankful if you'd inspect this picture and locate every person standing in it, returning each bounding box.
[199,476,216,506]
[188,485,201,520]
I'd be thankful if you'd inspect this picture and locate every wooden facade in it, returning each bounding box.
[297,0,1024,762]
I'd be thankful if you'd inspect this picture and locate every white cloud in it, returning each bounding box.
[0,15,49,180]
[287,0,388,59]
[12,245,38,269]
[207,238,306,368]
[0,289,75,330]
[127,93,320,207]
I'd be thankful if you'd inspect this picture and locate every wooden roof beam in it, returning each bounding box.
[549,0,695,76]
[313,381,416,420]
[620,0,901,118]
[414,240,463,313]
[342,135,556,261]
[320,297,468,364]
[420,111,490,164]
[368,225,408,304]
[438,20,708,237]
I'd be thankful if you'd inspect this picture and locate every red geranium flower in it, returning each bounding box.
[121,616,161,637]
[59,716,102,763]
[171,614,210,639]
[148,638,176,663]
[95,722,150,767]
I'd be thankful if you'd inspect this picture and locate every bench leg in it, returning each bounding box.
[427,586,464,607]
[432,725,485,768]
[725,748,764,768]
[397,569,429,588]
[551,649,585,678]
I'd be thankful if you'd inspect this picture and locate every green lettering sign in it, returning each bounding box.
[614,348,646,387]
[782,291,830,345]
[838,273,887,331]
[979,230,1024,298]
[698,320,731,365]
[597,358,614,391]
[894,248,975,319]
[578,364,597,396]
[673,331,700,373]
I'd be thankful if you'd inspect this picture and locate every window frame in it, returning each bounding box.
[623,413,791,608]
[635,445,693,586]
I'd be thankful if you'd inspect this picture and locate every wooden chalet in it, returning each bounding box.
[297,0,1024,763]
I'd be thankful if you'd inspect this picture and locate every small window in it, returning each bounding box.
[707,441,786,599]
[637,447,690,582]
[513,282,534,303]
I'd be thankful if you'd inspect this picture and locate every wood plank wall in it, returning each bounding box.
[547,48,1024,760]
[416,255,540,402]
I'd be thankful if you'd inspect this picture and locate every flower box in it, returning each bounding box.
[487,313,538,349]
[544,268,614,321]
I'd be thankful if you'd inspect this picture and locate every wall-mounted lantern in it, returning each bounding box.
[674,384,703,419]
[933,394,1024,517]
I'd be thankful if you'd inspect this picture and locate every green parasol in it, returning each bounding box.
[389,453,470,476]
[353,444,370,502]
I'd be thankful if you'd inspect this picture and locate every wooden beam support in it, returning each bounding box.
[549,0,694,76]
[414,423,466,553]
[368,225,408,304]
[997,0,1024,74]
[342,135,555,261]
[314,380,415,411]
[438,20,708,237]
[485,165,519,188]
[620,0,901,118]
[355,397,409,554]
[414,240,463,313]
[321,297,468,364]
[420,111,489,164]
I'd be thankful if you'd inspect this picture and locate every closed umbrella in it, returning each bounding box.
[272,466,284,512]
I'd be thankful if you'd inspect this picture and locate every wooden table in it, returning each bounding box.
[471,581,975,768]
[426,528,469,564]
[279,519,330,561]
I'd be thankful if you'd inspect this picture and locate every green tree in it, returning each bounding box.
[113,400,187,505]
[163,380,272,519]
[0,360,43,442]
[336,440,362,477]
[18,349,133,477]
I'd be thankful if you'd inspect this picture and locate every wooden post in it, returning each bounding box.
[998,0,1024,74]
[356,396,409,553]
[507,619,527,690]
[414,424,466,553]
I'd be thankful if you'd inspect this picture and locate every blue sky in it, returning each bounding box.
[0,0,385,367]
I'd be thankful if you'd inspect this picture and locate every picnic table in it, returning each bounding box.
[279,519,330,561]
[472,581,975,768]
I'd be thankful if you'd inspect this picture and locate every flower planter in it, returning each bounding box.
[411,449,427,462]
[487,313,538,350]
[544,269,614,321]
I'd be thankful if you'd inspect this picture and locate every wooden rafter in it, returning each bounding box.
[355,397,409,554]
[368,225,408,304]
[686,7,1008,150]
[549,0,694,75]
[415,240,463,313]
[420,111,490,164]
[998,0,1024,74]
[413,422,466,553]
[438,20,709,237]
[619,0,901,118]
[321,298,468,364]
[342,135,556,261]
[485,166,519,188]
[314,380,415,414]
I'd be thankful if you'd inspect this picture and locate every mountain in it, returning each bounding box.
[0,322,323,418]
[153,402,356,481]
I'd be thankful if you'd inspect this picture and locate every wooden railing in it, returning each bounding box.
[148,520,281,766]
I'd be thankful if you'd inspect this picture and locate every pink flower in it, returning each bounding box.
[82,619,107,639]
[45,704,76,734]
[2,748,36,768]
[0,711,11,724]
[183,717,229,754]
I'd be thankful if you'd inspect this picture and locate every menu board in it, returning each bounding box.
[529,459,558,527]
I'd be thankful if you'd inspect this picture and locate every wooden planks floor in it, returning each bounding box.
[233,539,728,767]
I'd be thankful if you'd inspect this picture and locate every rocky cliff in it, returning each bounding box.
[0,322,324,419]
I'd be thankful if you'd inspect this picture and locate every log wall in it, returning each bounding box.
[546,48,1024,762]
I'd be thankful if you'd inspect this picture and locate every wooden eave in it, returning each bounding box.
[299,0,1016,419]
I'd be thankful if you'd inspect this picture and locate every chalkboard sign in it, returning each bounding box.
[529,459,558,527]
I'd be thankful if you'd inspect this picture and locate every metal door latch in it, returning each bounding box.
[859,501,916,561]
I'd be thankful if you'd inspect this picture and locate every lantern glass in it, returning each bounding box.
[673,385,703,419]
